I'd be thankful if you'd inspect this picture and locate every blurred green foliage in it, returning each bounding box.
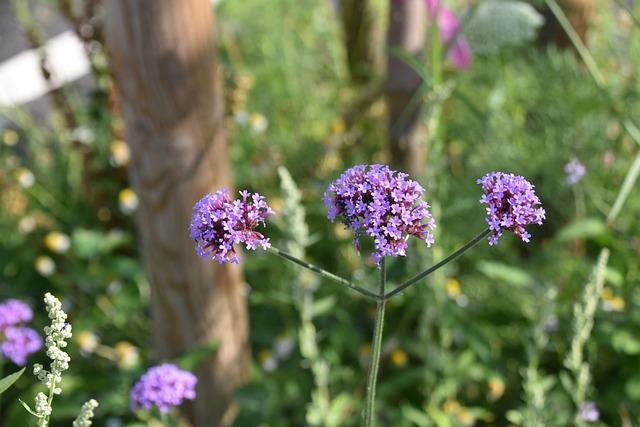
[1,0,639,425]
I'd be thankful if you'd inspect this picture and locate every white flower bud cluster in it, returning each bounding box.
[72,399,99,427]
[34,392,52,425]
[34,293,72,395]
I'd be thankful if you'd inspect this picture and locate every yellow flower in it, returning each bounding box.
[488,377,505,401]
[114,341,140,370]
[14,167,35,188]
[603,296,625,312]
[119,188,139,214]
[110,140,130,167]
[35,256,56,276]
[601,287,614,300]
[457,408,475,426]
[390,348,408,367]
[446,278,461,298]
[249,113,268,134]
[443,399,461,414]
[257,349,271,363]
[331,118,346,135]
[45,231,71,253]
[2,129,19,146]
[76,331,100,353]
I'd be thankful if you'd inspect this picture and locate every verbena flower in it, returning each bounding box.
[130,363,197,413]
[324,164,436,264]
[190,189,273,264]
[477,172,546,245]
[0,299,41,365]
[0,299,33,329]
[1,326,42,366]
[564,158,586,185]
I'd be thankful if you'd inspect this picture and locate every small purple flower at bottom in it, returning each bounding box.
[324,164,436,264]
[130,364,197,414]
[477,172,545,245]
[565,158,586,185]
[0,326,42,366]
[579,401,599,422]
[0,299,33,329]
[190,189,273,264]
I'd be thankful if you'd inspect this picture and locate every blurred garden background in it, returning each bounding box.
[0,0,639,425]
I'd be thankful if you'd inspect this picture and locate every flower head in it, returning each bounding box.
[1,326,42,365]
[324,165,436,264]
[190,189,273,264]
[477,172,545,245]
[0,299,33,329]
[564,158,586,185]
[130,364,197,413]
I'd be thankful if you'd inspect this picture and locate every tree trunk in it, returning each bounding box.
[385,0,427,176]
[537,0,595,48]
[340,0,382,84]
[104,1,248,426]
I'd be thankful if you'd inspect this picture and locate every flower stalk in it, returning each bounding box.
[364,259,386,426]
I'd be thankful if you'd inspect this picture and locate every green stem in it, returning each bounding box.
[160,411,170,427]
[364,259,386,426]
[384,228,490,300]
[267,247,381,301]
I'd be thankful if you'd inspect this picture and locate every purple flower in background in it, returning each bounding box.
[477,172,545,245]
[324,164,436,264]
[564,158,586,185]
[0,299,33,329]
[579,401,599,423]
[0,326,42,366]
[130,363,197,413]
[425,0,472,69]
[190,189,273,264]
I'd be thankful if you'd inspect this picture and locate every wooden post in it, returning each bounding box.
[104,1,248,425]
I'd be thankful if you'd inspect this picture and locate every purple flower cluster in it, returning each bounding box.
[0,299,42,365]
[564,158,586,185]
[324,165,436,264]
[130,364,197,413]
[190,189,273,264]
[478,172,546,245]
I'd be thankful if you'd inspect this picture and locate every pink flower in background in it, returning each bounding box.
[425,0,472,69]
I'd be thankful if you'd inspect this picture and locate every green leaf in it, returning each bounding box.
[311,296,336,317]
[611,330,640,355]
[18,398,39,417]
[625,374,640,399]
[71,229,108,259]
[0,367,25,394]
[175,340,220,371]
[477,261,534,287]
[555,218,607,243]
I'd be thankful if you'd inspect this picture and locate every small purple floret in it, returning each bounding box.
[0,326,42,366]
[477,172,546,245]
[190,189,273,264]
[0,299,33,329]
[579,401,599,423]
[564,158,586,185]
[323,164,436,264]
[130,363,197,413]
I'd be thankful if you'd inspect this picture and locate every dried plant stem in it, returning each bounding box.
[364,258,386,426]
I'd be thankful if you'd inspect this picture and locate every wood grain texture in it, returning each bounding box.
[104,1,247,425]
[385,0,426,176]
